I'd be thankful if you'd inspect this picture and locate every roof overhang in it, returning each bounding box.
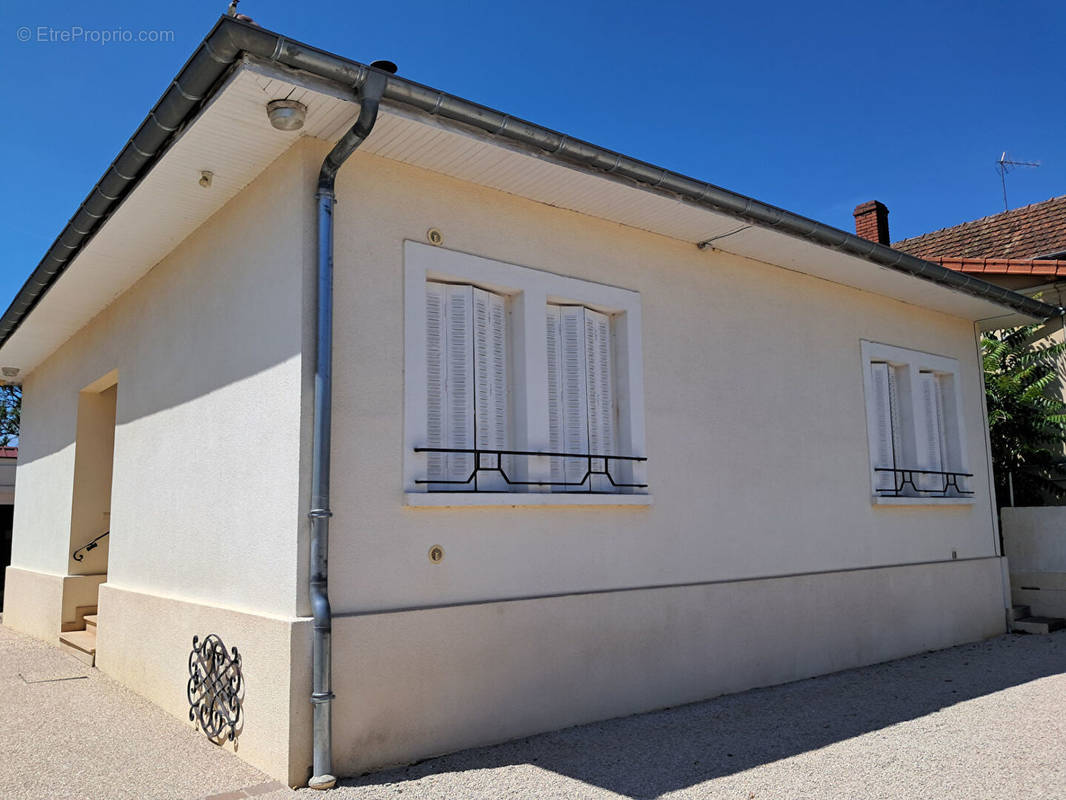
[1,17,1058,376]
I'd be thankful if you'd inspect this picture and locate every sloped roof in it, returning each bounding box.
[933,258,1066,277]
[0,16,1056,374]
[893,196,1066,261]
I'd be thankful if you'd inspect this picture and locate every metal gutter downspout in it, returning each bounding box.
[308,67,388,792]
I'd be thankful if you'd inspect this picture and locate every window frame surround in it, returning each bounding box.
[860,340,974,506]
[403,241,650,507]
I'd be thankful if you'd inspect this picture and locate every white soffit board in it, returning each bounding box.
[2,61,1023,373]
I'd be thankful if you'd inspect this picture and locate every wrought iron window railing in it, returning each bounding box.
[414,447,648,493]
[874,467,974,498]
[72,531,109,562]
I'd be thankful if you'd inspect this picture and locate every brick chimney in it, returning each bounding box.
[853,200,890,245]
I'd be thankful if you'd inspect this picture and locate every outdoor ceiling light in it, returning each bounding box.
[266,99,306,131]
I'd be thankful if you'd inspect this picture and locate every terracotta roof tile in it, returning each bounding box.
[893,196,1066,260]
[934,257,1066,277]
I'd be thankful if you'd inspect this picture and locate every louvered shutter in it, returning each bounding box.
[917,371,946,492]
[869,362,899,493]
[547,305,591,491]
[426,282,474,488]
[425,283,446,484]
[584,309,614,491]
[546,305,565,485]
[473,288,510,490]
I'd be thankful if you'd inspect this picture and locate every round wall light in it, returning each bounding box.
[266,99,307,131]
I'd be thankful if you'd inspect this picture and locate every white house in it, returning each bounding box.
[1,15,1058,789]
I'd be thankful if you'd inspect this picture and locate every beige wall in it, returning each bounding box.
[330,557,1006,774]
[4,141,317,784]
[96,583,312,786]
[321,143,1001,615]
[1002,506,1066,616]
[312,142,1010,773]
[7,143,314,619]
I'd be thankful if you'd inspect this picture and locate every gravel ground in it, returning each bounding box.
[310,632,1066,800]
[0,622,292,800]
[3,620,1065,800]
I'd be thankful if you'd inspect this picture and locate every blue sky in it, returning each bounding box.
[1,0,1063,310]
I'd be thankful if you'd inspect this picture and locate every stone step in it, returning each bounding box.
[60,605,99,633]
[1013,616,1066,635]
[83,614,97,630]
[1011,604,1031,621]
[59,628,96,666]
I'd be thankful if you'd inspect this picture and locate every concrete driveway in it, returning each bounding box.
[316,631,1066,800]
[0,621,291,800]
[3,620,1065,799]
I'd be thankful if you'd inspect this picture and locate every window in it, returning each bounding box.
[861,341,972,503]
[404,242,648,505]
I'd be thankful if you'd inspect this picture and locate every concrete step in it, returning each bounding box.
[59,629,96,666]
[1011,604,1031,621]
[1013,616,1066,635]
[83,614,97,630]
[60,605,99,633]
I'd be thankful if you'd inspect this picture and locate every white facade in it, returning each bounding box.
[0,55,1028,787]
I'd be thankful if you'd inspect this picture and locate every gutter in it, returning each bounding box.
[0,15,1059,354]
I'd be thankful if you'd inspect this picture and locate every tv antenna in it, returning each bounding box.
[997,152,1039,211]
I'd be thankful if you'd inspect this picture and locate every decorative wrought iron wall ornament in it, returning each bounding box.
[187,634,243,744]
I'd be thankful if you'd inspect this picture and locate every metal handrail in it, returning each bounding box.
[414,446,648,492]
[72,531,109,562]
[874,467,974,497]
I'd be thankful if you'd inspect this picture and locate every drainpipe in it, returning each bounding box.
[308,65,389,791]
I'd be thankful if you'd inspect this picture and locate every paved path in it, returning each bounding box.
[3,620,1065,799]
[315,632,1066,800]
[0,622,291,800]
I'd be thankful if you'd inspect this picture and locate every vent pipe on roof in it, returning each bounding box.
[308,65,389,791]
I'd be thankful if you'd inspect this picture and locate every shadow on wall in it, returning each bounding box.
[341,634,1063,796]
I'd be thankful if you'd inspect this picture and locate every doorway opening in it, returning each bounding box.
[59,371,117,665]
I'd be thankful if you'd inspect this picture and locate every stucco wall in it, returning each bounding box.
[321,142,1001,615]
[7,143,313,620]
[1002,506,1066,616]
[330,557,1006,775]
[96,583,312,787]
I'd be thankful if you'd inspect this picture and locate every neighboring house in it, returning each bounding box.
[1,15,1060,789]
[0,446,16,604]
[855,196,1066,313]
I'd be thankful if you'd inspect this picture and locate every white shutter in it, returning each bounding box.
[918,371,946,492]
[584,309,614,491]
[869,362,898,493]
[546,305,565,485]
[425,282,446,484]
[473,288,510,490]
[426,282,474,488]
[547,305,591,491]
